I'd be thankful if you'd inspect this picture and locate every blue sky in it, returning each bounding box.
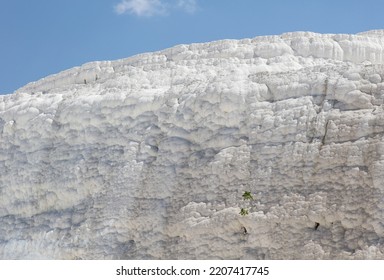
[1,0,383,94]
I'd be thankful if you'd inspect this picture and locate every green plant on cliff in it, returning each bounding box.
[239,208,249,216]
[239,191,255,216]
[242,191,254,200]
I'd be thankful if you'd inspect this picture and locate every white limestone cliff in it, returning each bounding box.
[1,30,384,259]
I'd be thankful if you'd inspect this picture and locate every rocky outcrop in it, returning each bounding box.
[1,31,384,259]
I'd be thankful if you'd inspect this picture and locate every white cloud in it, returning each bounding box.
[114,0,198,17]
[114,0,166,17]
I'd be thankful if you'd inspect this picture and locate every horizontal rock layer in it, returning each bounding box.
[1,30,384,259]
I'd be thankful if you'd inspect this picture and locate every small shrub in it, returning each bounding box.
[242,191,254,200]
[240,208,249,216]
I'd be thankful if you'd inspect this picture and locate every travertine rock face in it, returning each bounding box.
[1,31,384,259]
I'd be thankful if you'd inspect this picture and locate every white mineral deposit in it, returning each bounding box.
[1,30,384,259]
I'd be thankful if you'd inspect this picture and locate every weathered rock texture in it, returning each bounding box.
[1,30,384,259]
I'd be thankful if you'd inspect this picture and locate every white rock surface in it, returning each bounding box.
[2,31,384,259]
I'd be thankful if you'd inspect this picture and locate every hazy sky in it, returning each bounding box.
[1,0,383,94]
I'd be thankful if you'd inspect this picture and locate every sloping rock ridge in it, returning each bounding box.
[1,30,384,259]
